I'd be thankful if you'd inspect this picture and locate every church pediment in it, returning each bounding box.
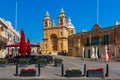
[92,24,102,32]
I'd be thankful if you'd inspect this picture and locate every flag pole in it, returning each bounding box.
[15,1,18,30]
[97,0,99,24]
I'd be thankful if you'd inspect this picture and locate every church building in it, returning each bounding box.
[42,9,76,54]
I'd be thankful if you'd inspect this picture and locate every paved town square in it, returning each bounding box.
[0,54,120,80]
[1,0,120,80]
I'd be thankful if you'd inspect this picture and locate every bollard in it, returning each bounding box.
[16,62,18,76]
[38,64,40,76]
[61,64,64,77]
[84,64,86,77]
[105,64,109,77]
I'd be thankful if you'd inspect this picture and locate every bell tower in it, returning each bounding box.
[44,11,51,28]
[58,9,66,27]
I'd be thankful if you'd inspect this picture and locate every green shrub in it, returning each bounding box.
[37,59,47,65]
[0,58,8,64]
[19,58,29,64]
[54,58,63,64]
[66,69,81,72]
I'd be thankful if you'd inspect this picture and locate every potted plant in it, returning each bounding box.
[0,58,8,67]
[37,59,47,67]
[19,58,29,67]
[87,68,104,77]
[20,67,36,76]
[66,68,82,77]
[54,58,63,67]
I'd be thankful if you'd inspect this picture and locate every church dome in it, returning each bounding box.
[66,18,75,28]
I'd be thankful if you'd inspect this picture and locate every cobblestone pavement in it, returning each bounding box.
[0,55,120,80]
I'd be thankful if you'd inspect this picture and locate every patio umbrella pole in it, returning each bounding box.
[61,64,64,77]
[16,62,18,76]
[84,64,86,77]
[38,64,40,76]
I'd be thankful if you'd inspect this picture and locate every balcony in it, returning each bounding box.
[0,35,7,44]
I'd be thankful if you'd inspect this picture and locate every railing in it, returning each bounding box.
[0,35,7,44]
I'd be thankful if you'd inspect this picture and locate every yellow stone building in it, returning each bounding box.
[42,9,76,54]
[0,18,20,58]
[68,23,120,60]
[0,19,8,58]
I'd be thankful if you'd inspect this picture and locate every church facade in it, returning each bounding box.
[42,9,76,54]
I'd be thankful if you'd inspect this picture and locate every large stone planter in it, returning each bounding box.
[54,63,62,67]
[66,70,82,77]
[18,64,29,67]
[20,70,36,77]
[37,59,47,67]
[54,58,62,67]
[0,59,8,67]
[0,64,8,67]
[87,70,104,77]
[35,64,46,67]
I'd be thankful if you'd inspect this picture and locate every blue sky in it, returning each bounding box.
[0,0,120,43]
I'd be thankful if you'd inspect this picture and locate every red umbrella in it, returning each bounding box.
[27,43,39,47]
[6,42,38,47]
[5,28,39,58]
[19,29,26,57]
[26,39,31,54]
[6,43,20,47]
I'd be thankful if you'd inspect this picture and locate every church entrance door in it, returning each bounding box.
[51,34,57,51]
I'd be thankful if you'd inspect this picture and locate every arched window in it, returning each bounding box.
[71,30,73,34]
[45,44,47,48]
[60,19,63,25]
[51,34,57,41]
[45,21,47,27]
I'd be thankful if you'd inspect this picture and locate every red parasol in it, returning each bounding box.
[26,39,31,54]
[6,42,38,47]
[27,43,39,47]
[5,28,39,57]
[19,29,26,57]
[6,43,20,47]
